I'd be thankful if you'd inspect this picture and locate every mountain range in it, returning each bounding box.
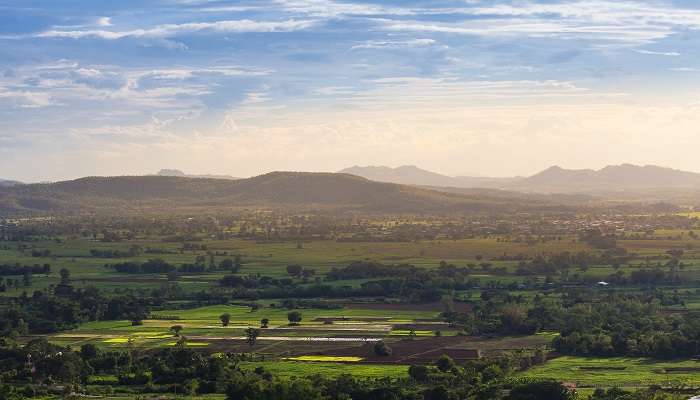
[339,165,520,188]
[0,172,560,215]
[0,163,699,215]
[157,169,239,180]
[340,164,700,193]
[0,179,22,188]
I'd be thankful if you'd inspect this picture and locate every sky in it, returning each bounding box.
[2,0,700,182]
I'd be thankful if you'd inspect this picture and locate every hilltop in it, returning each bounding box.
[157,169,239,180]
[342,164,700,193]
[0,179,22,187]
[339,165,520,188]
[0,172,559,215]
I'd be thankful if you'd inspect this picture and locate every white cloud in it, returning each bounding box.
[0,61,269,115]
[0,88,54,108]
[350,38,439,50]
[36,19,317,40]
[347,77,627,110]
[380,19,674,45]
[96,17,112,27]
[634,49,680,56]
[669,67,699,72]
[309,0,700,47]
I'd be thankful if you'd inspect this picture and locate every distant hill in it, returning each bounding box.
[0,172,562,215]
[513,164,700,192]
[0,179,22,188]
[339,165,521,188]
[157,169,239,180]
[341,164,700,194]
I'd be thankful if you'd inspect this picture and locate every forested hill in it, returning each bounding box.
[342,164,700,193]
[0,172,564,215]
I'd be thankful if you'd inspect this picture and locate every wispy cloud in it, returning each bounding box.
[96,17,112,27]
[669,67,699,72]
[2,0,700,180]
[634,49,680,56]
[34,19,317,40]
[0,88,54,108]
[380,19,673,46]
[350,38,440,50]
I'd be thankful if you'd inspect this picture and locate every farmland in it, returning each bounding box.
[3,211,700,399]
[519,356,700,389]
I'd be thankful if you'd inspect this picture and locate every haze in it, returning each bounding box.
[3,0,700,182]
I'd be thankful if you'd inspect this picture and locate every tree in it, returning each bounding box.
[184,379,199,396]
[301,268,315,281]
[507,380,575,400]
[176,335,188,349]
[220,313,231,327]
[261,318,269,328]
[287,311,302,325]
[286,264,303,278]
[59,268,71,285]
[374,340,392,356]
[221,258,240,272]
[408,365,429,382]
[167,270,179,281]
[436,354,455,372]
[423,386,450,400]
[245,327,260,347]
[80,343,100,360]
[170,325,183,337]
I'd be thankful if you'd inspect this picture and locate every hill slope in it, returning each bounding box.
[515,164,700,192]
[157,169,239,180]
[0,172,556,215]
[339,165,521,188]
[0,179,22,187]
[341,164,700,194]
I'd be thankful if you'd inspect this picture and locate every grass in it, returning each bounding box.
[389,330,434,336]
[519,356,700,389]
[238,361,408,379]
[7,232,700,299]
[52,303,442,349]
[0,235,594,295]
[283,356,364,362]
[103,338,130,344]
[164,341,209,347]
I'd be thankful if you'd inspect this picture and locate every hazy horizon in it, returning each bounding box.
[3,0,700,182]
[8,161,700,184]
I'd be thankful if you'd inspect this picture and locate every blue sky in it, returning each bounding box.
[2,0,700,181]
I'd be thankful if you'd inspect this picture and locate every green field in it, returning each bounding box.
[239,361,409,379]
[0,235,596,295]
[8,230,700,297]
[519,356,700,389]
[49,303,446,352]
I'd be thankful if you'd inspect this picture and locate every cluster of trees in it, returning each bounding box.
[111,257,240,274]
[221,274,295,289]
[217,260,474,303]
[30,249,51,257]
[0,271,156,335]
[89,245,142,258]
[552,295,700,358]
[0,263,50,276]
[111,259,175,274]
[0,338,586,400]
[448,286,700,358]
[579,230,618,249]
[326,261,417,280]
